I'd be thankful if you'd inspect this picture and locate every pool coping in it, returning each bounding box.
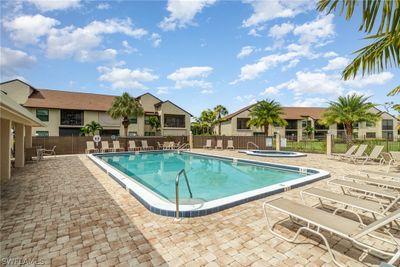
[87,150,330,218]
[239,150,307,158]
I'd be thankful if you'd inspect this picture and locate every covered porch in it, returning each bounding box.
[0,92,45,181]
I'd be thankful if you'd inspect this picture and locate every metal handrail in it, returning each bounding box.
[247,141,259,150]
[177,143,189,150]
[175,169,192,220]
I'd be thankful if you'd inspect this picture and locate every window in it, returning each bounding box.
[366,132,376,138]
[382,131,393,140]
[286,120,297,130]
[60,110,83,125]
[337,123,345,130]
[164,114,185,128]
[129,116,137,124]
[382,120,393,130]
[253,132,264,136]
[36,109,49,121]
[301,120,311,128]
[59,127,81,136]
[101,129,120,136]
[237,118,250,129]
[366,121,375,127]
[315,120,328,130]
[144,131,155,136]
[35,131,49,137]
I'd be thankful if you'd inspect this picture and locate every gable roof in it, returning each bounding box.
[0,79,37,90]
[136,92,162,102]
[221,103,328,121]
[155,100,193,116]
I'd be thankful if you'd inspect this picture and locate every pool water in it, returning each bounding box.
[98,152,307,202]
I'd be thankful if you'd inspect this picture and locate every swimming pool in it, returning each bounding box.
[243,150,306,157]
[89,151,329,217]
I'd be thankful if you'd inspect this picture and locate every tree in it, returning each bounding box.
[317,0,399,96]
[107,92,144,138]
[148,116,161,133]
[321,94,380,144]
[304,125,315,140]
[213,105,228,135]
[80,121,103,136]
[247,100,287,136]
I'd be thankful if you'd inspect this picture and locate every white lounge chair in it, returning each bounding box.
[227,140,234,150]
[331,145,358,160]
[215,140,223,150]
[85,141,99,154]
[112,141,124,152]
[351,145,384,164]
[263,198,400,266]
[141,140,154,150]
[157,141,163,150]
[203,139,212,149]
[342,144,367,161]
[344,174,400,190]
[42,146,56,157]
[100,141,112,153]
[128,140,140,151]
[360,170,400,180]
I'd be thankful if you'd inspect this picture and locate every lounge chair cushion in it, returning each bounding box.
[329,179,399,199]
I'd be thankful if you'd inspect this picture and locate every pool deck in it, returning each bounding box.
[1,149,399,266]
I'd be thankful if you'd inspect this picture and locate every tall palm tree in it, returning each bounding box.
[317,0,399,96]
[200,109,217,134]
[213,105,228,135]
[247,100,287,136]
[81,121,103,136]
[321,94,380,144]
[107,92,144,138]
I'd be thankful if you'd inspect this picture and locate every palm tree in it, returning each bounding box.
[80,121,103,136]
[317,0,399,96]
[247,100,287,136]
[213,105,228,135]
[200,109,217,134]
[321,94,380,144]
[148,116,161,134]
[107,92,144,137]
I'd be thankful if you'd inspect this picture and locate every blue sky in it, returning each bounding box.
[1,0,399,117]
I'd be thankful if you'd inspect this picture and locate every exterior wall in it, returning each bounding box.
[158,102,190,136]
[0,81,32,105]
[138,94,159,112]
[28,108,60,136]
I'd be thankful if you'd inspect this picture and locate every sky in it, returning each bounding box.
[1,0,399,117]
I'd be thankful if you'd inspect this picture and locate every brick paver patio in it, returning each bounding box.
[1,150,398,266]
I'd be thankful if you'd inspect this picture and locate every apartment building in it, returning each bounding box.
[0,79,191,137]
[219,103,398,141]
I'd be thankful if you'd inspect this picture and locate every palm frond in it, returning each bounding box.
[387,85,400,96]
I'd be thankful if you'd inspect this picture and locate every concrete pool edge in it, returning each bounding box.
[87,151,330,218]
[239,150,307,158]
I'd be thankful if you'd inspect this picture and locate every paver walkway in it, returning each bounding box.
[1,151,399,266]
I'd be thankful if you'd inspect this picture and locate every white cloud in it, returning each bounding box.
[293,14,335,44]
[248,28,261,37]
[242,0,314,28]
[46,18,147,59]
[237,46,254,59]
[269,22,294,39]
[159,0,216,31]
[323,51,338,58]
[282,59,300,71]
[3,14,60,44]
[201,89,213,94]
[292,97,328,107]
[27,0,80,11]
[97,3,110,10]
[167,66,213,90]
[76,49,117,62]
[260,86,280,96]
[97,66,158,90]
[286,71,343,96]
[235,94,255,102]
[0,47,36,79]
[122,40,137,54]
[322,57,349,71]
[156,86,170,94]
[150,33,162,47]
[344,72,394,88]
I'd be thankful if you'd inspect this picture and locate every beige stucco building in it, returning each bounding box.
[219,103,399,141]
[0,79,191,137]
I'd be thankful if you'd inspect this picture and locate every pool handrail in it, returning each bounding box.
[175,169,193,221]
[247,141,259,150]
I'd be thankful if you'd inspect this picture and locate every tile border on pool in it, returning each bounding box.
[87,150,330,218]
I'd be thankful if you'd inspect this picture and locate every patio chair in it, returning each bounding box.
[157,142,163,150]
[141,140,154,150]
[203,139,212,149]
[381,152,396,167]
[301,187,398,223]
[42,146,56,157]
[112,141,124,152]
[85,141,99,154]
[328,179,399,201]
[391,151,400,162]
[340,144,367,161]
[263,197,400,266]
[226,140,235,150]
[331,145,358,160]
[100,141,112,153]
[128,140,140,151]
[351,145,384,165]
[344,174,400,190]
[215,140,223,150]
[360,170,400,180]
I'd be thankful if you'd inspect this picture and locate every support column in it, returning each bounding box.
[275,133,281,151]
[15,123,25,168]
[189,131,193,151]
[326,134,332,156]
[25,125,32,148]
[1,119,11,180]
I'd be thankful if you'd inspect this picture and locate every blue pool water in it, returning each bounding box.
[98,152,307,202]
